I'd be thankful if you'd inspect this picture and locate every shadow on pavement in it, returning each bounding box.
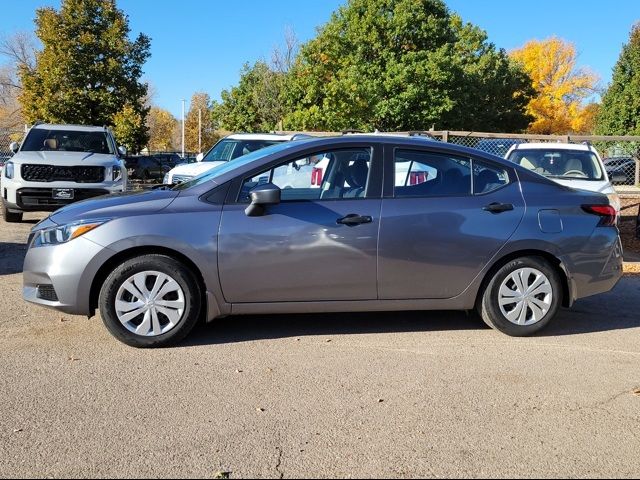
[183,310,486,347]
[0,242,27,275]
[184,277,640,346]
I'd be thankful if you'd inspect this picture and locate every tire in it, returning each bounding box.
[2,202,23,223]
[477,256,562,337]
[99,254,202,348]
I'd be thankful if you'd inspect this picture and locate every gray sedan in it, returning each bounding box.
[23,136,623,347]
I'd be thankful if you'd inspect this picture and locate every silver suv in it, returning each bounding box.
[1,123,127,223]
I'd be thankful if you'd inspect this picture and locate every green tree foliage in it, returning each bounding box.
[283,0,532,132]
[112,104,147,153]
[595,23,640,136]
[19,0,151,142]
[185,92,219,152]
[214,62,288,133]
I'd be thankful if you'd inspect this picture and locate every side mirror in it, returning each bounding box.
[9,142,19,154]
[196,153,204,162]
[245,183,281,217]
[118,146,127,156]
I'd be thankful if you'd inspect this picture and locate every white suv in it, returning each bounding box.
[1,123,127,223]
[505,142,620,213]
[163,133,299,185]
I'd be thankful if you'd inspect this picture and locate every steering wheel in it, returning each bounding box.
[563,170,589,178]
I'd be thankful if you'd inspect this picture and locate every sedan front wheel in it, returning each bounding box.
[99,255,202,348]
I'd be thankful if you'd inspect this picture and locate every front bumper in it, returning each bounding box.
[23,236,114,315]
[2,177,125,213]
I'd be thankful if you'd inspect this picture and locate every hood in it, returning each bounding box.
[49,189,179,225]
[170,161,226,177]
[13,150,119,166]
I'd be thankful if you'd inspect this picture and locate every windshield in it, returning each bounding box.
[21,129,114,154]
[507,149,604,181]
[173,141,301,191]
[202,139,284,162]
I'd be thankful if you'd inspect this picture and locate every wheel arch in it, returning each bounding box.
[89,246,208,317]
[475,249,572,309]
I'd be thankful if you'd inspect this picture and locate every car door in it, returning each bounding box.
[218,144,383,304]
[378,146,525,300]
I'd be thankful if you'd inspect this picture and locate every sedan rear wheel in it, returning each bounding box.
[99,255,202,348]
[478,256,562,336]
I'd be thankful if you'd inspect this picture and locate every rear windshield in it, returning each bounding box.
[22,129,114,155]
[507,149,604,181]
[202,139,283,162]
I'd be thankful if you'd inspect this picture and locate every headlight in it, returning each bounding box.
[163,173,170,184]
[4,161,14,179]
[112,164,122,181]
[31,219,110,248]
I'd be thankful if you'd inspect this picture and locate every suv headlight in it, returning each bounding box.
[31,219,110,248]
[4,161,14,179]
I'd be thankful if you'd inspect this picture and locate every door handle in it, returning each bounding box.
[483,202,514,214]
[337,214,373,226]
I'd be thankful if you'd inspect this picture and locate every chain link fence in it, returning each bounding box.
[428,131,640,189]
[0,129,23,160]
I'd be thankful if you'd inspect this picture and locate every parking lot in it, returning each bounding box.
[1,212,639,478]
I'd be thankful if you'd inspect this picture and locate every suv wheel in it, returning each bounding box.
[99,255,202,348]
[478,256,562,336]
[2,203,23,223]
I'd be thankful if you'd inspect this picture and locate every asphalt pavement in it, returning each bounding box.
[1,213,639,478]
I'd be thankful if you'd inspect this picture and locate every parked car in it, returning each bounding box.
[604,157,638,185]
[23,135,622,347]
[475,138,525,158]
[163,133,298,185]
[1,123,127,223]
[505,143,621,213]
[126,153,185,181]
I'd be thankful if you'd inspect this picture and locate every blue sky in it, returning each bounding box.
[3,0,639,117]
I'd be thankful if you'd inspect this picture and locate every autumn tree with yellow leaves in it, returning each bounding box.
[510,37,599,134]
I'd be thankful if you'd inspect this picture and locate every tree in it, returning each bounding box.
[283,0,532,132]
[184,92,218,153]
[19,0,150,140]
[0,32,37,130]
[510,37,599,134]
[215,30,298,132]
[112,104,147,153]
[147,106,178,151]
[595,23,640,136]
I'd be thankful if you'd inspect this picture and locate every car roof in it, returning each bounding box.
[31,123,109,133]
[509,142,593,151]
[260,135,522,169]
[226,133,296,141]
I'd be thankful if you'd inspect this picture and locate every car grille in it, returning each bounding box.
[37,285,59,302]
[172,174,193,184]
[21,164,105,183]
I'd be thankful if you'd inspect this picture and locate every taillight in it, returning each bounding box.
[311,167,323,186]
[582,205,617,227]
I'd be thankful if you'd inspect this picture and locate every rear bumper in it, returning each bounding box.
[565,228,624,302]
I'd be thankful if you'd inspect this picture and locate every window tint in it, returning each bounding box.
[240,148,372,202]
[473,162,509,194]
[394,150,471,197]
[202,139,282,162]
[22,129,114,154]
[507,149,603,181]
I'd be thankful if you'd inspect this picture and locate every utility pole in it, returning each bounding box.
[198,108,202,153]
[181,99,185,158]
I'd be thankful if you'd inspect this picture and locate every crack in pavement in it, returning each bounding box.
[275,446,284,479]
